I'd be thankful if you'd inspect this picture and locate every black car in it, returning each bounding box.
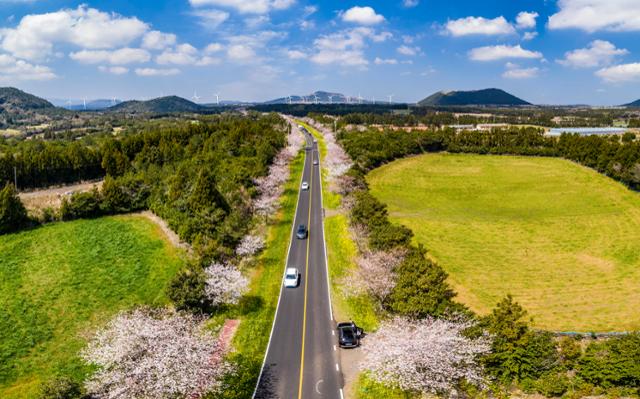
[296,224,307,239]
[337,322,363,348]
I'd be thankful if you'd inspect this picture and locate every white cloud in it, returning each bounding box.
[310,27,389,67]
[191,9,230,28]
[300,20,315,30]
[303,5,318,17]
[445,16,515,36]
[188,0,294,14]
[596,63,640,83]
[227,44,256,62]
[341,6,385,25]
[286,49,306,59]
[69,48,151,65]
[549,0,640,32]
[558,40,628,68]
[503,63,539,79]
[397,45,420,56]
[516,11,538,29]
[204,43,224,53]
[0,53,56,81]
[522,31,538,41]
[1,5,148,61]
[156,43,197,65]
[374,57,398,65]
[403,0,419,8]
[469,44,543,61]
[98,65,129,75]
[135,67,180,76]
[142,30,176,50]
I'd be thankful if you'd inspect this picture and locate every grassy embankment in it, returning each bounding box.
[0,215,187,399]
[368,153,640,332]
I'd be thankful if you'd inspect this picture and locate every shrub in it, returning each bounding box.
[38,376,85,399]
[60,189,102,220]
[0,183,28,234]
[535,372,570,397]
[577,333,640,388]
[167,263,206,313]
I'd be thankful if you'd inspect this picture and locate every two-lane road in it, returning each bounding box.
[254,123,342,399]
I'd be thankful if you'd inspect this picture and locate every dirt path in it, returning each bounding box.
[138,211,192,253]
[19,180,103,214]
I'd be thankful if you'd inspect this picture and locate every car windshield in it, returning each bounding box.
[298,225,305,231]
[341,329,354,340]
[286,273,296,279]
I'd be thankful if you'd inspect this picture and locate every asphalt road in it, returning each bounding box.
[254,124,342,399]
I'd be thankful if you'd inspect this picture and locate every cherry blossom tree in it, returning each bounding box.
[236,234,265,257]
[361,316,491,395]
[204,262,249,307]
[82,308,230,399]
[303,118,353,193]
[356,249,406,302]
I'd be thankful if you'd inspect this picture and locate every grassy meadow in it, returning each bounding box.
[368,153,640,332]
[0,215,186,399]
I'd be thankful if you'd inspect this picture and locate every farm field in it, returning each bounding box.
[0,215,186,399]
[368,153,640,331]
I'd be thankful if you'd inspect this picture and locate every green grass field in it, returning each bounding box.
[0,215,186,399]
[368,153,640,332]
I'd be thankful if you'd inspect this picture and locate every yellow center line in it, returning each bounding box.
[298,137,314,399]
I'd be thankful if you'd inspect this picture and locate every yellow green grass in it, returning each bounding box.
[368,153,640,332]
[0,215,186,399]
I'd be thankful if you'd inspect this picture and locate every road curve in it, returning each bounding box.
[253,121,342,399]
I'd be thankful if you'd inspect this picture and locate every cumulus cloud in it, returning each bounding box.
[191,9,230,28]
[0,54,56,81]
[403,0,419,8]
[222,30,285,63]
[142,31,177,50]
[204,43,224,53]
[227,44,256,62]
[286,49,306,59]
[549,0,640,32]
[310,27,390,67]
[135,67,181,76]
[469,44,542,61]
[596,63,640,83]
[516,11,538,29]
[397,45,420,56]
[188,0,295,14]
[156,43,197,65]
[374,57,398,65]
[445,16,515,36]
[558,40,628,68]
[503,62,539,79]
[341,6,385,25]
[98,66,129,75]
[69,48,151,65]
[1,5,148,61]
[522,31,538,41]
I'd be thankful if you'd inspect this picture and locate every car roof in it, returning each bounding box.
[286,267,298,274]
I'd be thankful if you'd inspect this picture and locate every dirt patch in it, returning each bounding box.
[218,319,240,352]
[19,180,103,215]
[138,211,192,253]
[339,345,365,398]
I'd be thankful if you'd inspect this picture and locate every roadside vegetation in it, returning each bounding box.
[0,215,186,399]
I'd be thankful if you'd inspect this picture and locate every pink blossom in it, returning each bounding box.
[236,234,265,257]
[82,308,230,399]
[361,316,490,395]
[356,249,406,302]
[204,262,249,307]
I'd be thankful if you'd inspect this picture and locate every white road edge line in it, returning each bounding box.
[251,119,309,399]
[335,363,340,371]
[340,388,345,399]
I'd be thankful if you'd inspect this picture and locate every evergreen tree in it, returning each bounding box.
[0,183,28,234]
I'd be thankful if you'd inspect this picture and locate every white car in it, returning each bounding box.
[301,181,309,191]
[284,267,300,288]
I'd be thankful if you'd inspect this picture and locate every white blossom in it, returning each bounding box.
[204,262,249,307]
[82,308,230,399]
[356,249,405,302]
[361,316,490,395]
[236,234,265,257]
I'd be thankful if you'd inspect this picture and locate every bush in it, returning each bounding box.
[167,263,207,313]
[0,183,28,234]
[577,333,640,388]
[535,373,570,397]
[60,189,102,220]
[38,376,85,399]
[369,223,413,251]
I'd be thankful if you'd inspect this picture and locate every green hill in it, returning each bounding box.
[418,88,530,106]
[107,95,204,113]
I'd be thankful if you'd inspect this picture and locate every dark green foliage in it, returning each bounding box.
[100,175,149,214]
[388,247,459,318]
[532,372,570,397]
[167,263,207,313]
[101,142,129,176]
[482,295,559,382]
[577,334,640,388]
[60,189,102,220]
[558,336,582,369]
[368,223,413,251]
[37,376,85,399]
[0,183,28,234]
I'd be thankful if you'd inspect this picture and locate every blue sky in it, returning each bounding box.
[1,0,640,105]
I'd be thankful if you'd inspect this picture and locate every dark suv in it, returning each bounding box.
[296,224,308,239]
[337,322,363,348]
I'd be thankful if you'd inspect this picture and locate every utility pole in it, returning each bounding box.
[13,166,17,189]
[334,119,337,133]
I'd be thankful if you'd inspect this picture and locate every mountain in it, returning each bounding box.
[265,91,360,104]
[107,96,204,113]
[418,88,530,106]
[623,99,640,107]
[0,87,55,113]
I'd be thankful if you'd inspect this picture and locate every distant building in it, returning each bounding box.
[547,127,627,136]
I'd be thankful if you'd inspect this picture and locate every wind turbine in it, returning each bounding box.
[387,94,394,104]
[314,94,319,104]
[328,95,334,104]
[358,93,363,104]
[213,92,220,105]
[372,95,376,105]
[83,97,87,110]
[111,97,117,106]
[192,90,201,103]
[287,95,292,105]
